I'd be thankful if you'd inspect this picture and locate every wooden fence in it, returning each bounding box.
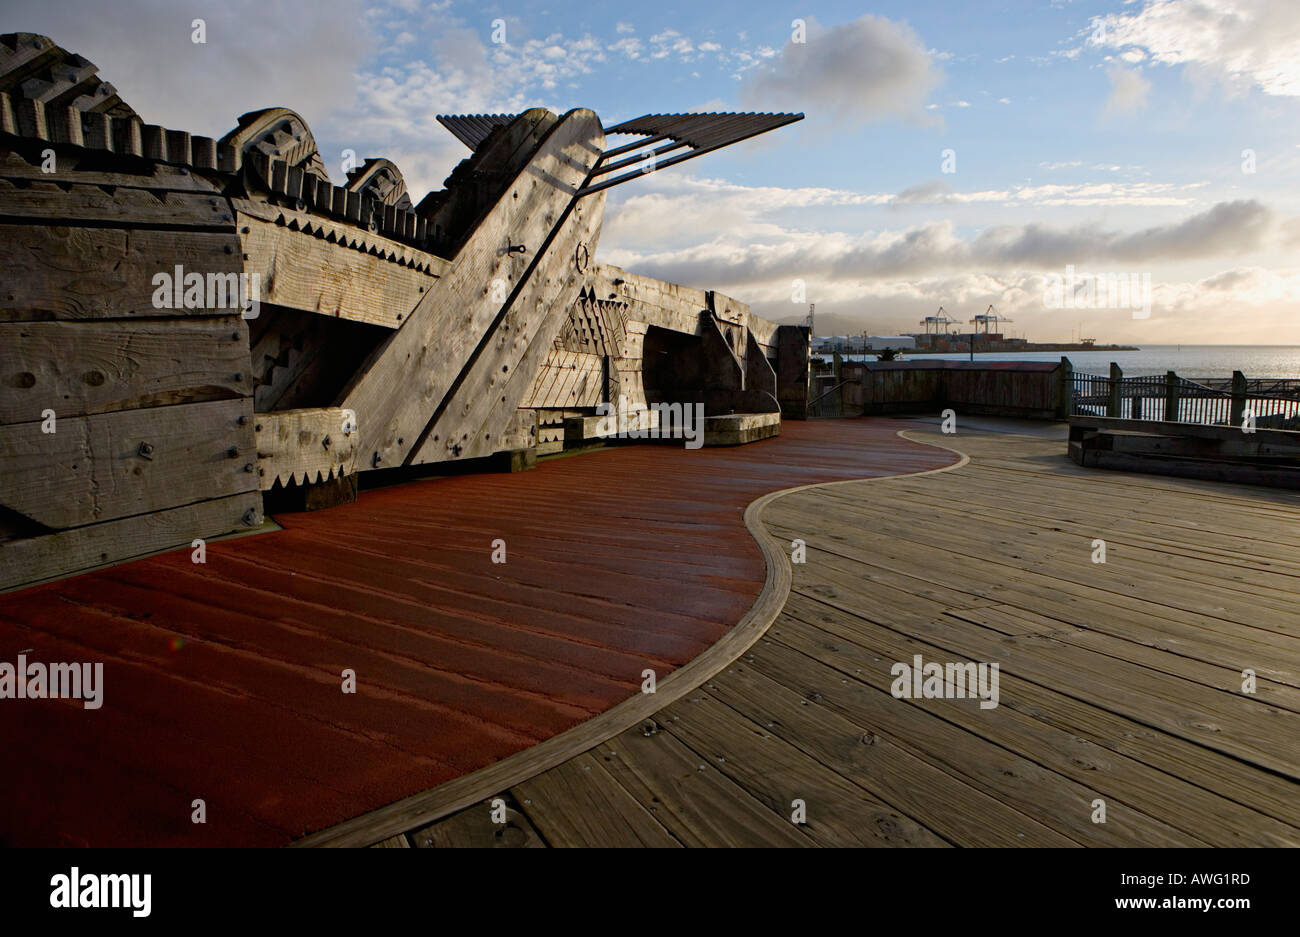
[1069,365,1300,429]
[812,358,1071,420]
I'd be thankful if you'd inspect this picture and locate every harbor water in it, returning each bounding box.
[821,345,1300,379]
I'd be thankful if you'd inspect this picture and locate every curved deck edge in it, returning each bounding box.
[292,430,971,847]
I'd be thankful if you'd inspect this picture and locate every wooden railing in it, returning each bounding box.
[1069,366,1300,429]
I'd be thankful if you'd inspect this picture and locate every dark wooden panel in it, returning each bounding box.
[0,225,244,321]
[0,397,256,529]
[0,317,249,422]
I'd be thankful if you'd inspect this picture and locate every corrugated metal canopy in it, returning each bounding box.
[580,110,803,196]
[436,109,803,195]
[436,113,518,151]
[604,111,802,148]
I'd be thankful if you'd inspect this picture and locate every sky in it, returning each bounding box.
[8,0,1300,342]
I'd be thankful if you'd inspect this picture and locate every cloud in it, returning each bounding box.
[609,37,644,60]
[748,264,1300,343]
[740,15,942,124]
[2,0,374,140]
[1110,199,1273,260]
[891,181,956,206]
[604,198,1277,290]
[1092,0,1300,97]
[1104,65,1152,115]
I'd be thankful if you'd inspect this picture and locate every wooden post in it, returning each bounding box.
[832,351,843,417]
[1056,356,1072,420]
[1107,362,1122,417]
[1164,370,1179,422]
[1230,370,1247,428]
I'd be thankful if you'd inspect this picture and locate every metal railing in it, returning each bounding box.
[1069,367,1300,428]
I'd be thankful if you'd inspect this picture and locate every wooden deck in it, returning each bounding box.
[0,418,953,847]
[386,425,1300,847]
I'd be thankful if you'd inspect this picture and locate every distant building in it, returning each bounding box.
[813,334,917,354]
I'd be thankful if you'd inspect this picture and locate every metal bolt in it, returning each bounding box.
[137,442,154,460]
[241,508,258,526]
[237,415,248,425]
[244,463,254,473]
[227,447,239,458]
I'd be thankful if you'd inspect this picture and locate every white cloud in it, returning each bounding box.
[1104,65,1152,116]
[740,15,942,125]
[604,190,1277,292]
[649,29,694,60]
[747,265,1300,343]
[1093,0,1300,97]
[2,0,374,139]
[609,37,644,60]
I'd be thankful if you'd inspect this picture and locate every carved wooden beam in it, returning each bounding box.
[254,407,358,489]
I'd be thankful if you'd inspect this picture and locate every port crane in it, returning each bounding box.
[919,306,957,335]
[970,305,1013,335]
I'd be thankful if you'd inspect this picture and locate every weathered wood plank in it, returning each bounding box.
[0,398,256,529]
[0,147,224,193]
[659,694,949,847]
[0,490,262,593]
[409,800,546,848]
[0,225,245,321]
[511,752,680,847]
[0,317,249,423]
[0,177,234,227]
[238,211,441,329]
[774,507,1300,685]
[776,596,1300,846]
[423,210,610,464]
[253,407,357,490]
[704,658,1076,846]
[744,628,1199,845]
[340,110,605,471]
[583,731,811,847]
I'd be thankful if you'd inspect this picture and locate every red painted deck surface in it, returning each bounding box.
[0,419,954,846]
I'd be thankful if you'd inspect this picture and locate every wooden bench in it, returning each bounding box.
[1068,415,1300,489]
